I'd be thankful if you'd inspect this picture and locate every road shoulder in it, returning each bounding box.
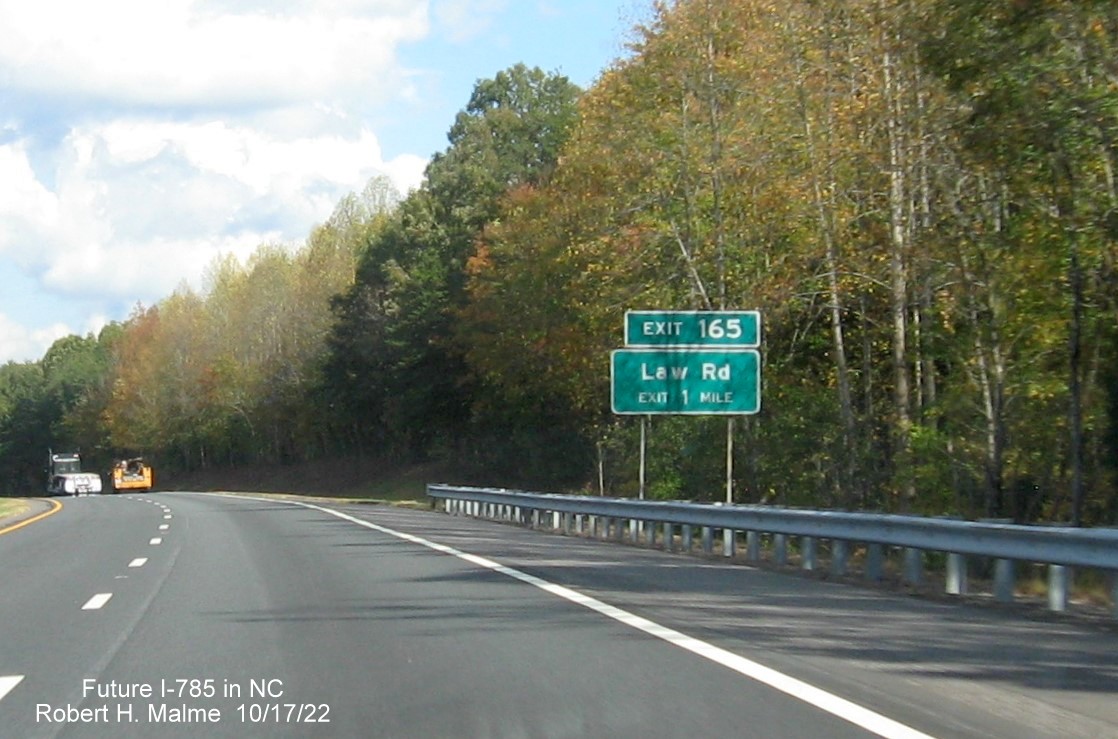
[0,498,60,534]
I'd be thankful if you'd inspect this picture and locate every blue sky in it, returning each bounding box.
[0,0,649,363]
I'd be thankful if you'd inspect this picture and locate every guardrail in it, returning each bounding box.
[427,484,1118,618]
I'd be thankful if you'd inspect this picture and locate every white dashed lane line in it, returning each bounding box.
[159,524,169,531]
[149,537,162,545]
[0,675,23,703]
[128,558,147,568]
[82,593,113,610]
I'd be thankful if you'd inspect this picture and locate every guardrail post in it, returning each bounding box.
[994,559,1015,603]
[681,525,692,553]
[646,522,656,547]
[702,527,714,554]
[1047,565,1069,612]
[723,529,735,558]
[904,548,923,585]
[614,518,625,542]
[866,543,884,581]
[531,510,540,529]
[664,522,675,552]
[831,540,848,577]
[946,553,967,595]
[628,519,638,543]
[773,533,787,566]
[802,537,816,571]
[746,531,760,562]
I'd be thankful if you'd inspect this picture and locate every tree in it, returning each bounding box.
[919,0,1118,522]
[324,65,582,463]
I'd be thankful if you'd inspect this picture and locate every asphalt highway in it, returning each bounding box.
[1,493,1116,738]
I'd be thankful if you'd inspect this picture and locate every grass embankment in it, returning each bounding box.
[0,498,30,523]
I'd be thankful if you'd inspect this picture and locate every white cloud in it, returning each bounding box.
[0,0,438,361]
[433,0,507,43]
[2,119,426,303]
[0,313,72,365]
[0,144,62,264]
[0,0,430,109]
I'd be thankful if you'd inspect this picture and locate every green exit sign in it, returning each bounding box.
[625,310,760,348]
[611,349,761,415]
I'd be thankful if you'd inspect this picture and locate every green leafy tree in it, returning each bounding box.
[324,65,582,463]
[919,0,1118,522]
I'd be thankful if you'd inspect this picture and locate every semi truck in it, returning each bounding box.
[46,451,103,495]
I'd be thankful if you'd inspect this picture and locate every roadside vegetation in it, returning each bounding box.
[0,499,28,522]
[1,1,1116,526]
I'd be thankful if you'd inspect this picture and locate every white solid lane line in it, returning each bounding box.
[82,593,112,610]
[128,558,147,568]
[273,497,938,739]
[0,675,23,702]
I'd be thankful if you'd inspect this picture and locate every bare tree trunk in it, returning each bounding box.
[950,176,1009,519]
[883,40,915,510]
[1050,147,1087,525]
[1068,220,1086,526]
[792,17,858,507]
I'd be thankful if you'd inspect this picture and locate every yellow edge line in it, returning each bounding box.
[0,498,63,536]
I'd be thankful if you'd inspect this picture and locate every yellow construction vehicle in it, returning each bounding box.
[111,458,153,492]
